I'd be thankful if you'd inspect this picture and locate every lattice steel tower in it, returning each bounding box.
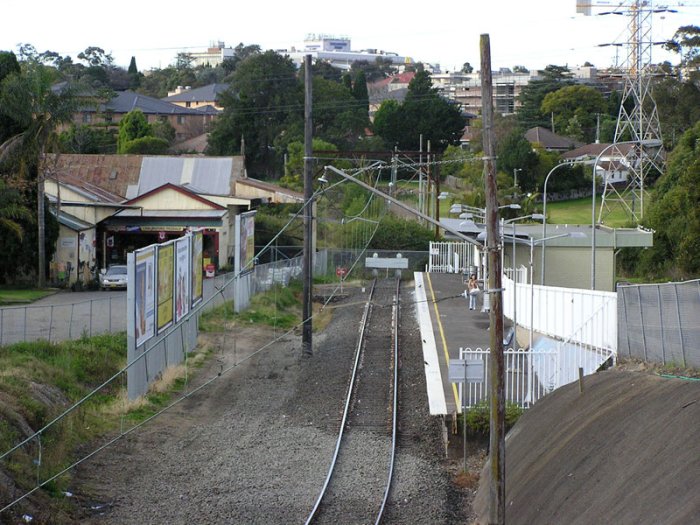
[578,1,669,223]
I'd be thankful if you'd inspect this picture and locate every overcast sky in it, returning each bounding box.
[2,0,698,72]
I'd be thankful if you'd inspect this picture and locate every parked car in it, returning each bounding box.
[100,265,128,290]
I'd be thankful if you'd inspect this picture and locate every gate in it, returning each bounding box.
[428,242,475,273]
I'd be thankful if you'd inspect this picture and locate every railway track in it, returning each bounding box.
[305,277,400,525]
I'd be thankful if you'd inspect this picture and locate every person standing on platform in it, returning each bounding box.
[467,274,479,311]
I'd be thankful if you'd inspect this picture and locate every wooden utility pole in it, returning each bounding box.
[302,54,313,357]
[480,33,506,525]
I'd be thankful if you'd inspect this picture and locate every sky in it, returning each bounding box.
[2,0,698,73]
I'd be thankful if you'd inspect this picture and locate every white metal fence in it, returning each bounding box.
[457,347,558,408]
[458,344,615,409]
[502,273,618,352]
[428,242,476,274]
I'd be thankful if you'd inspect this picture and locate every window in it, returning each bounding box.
[177,115,186,125]
[82,112,92,124]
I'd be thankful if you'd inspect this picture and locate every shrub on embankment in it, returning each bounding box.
[0,333,126,522]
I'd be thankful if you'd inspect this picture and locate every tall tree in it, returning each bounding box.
[496,129,539,190]
[0,51,22,145]
[0,63,78,286]
[636,120,700,278]
[351,70,369,114]
[516,65,574,130]
[117,109,152,153]
[127,56,141,89]
[207,51,301,175]
[373,70,464,151]
[541,84,607,141]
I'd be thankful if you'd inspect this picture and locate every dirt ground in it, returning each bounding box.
[58,284,476,524]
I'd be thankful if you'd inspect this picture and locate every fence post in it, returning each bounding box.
[109,297,112,332]
[674,284,686,367]
[0,308,3,346]
[89,300,93,337]
[48,305,54,343]
[69,303,74,340]
[657,285,666,365]
[620,288,632,359]
[637,287,648,361]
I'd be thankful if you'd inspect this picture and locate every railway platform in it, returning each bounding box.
[414,271,509,416]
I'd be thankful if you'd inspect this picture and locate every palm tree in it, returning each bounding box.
[0,62,80,287]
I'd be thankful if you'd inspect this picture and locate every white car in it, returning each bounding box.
[101,265,128,290]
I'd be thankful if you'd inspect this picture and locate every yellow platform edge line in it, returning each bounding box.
[425,272,461,413]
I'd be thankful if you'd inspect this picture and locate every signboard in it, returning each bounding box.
[157,243,174,332]
[191,231,203,307]
[365,256,409,269]
[448,358,485,383]
[235,211,256,274]
[336,267,348,278]
[134,247,156,347]
[175,237,190,323]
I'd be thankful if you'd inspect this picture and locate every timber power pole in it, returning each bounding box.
[302,54,313,357]
[481,34,506,525]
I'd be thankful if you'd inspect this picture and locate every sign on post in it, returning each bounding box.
[448,358,485,383]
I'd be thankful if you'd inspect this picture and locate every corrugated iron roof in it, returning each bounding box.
[136,157,234,196]
[49,208,94,231]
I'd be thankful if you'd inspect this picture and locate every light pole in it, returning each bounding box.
[590,139,662,290]
[540,160,594,286]
[503,214,544,338]
[528,233,576,350]
[474,204,521,307]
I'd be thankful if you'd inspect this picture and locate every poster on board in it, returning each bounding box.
[191,231,203,307]
[235,211,256,274]
[175,236,190,323]
[157,243,174,332]
[135,247,155,347]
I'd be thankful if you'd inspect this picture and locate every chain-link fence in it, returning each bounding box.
[618,280,700,368]
[0,295,126,346]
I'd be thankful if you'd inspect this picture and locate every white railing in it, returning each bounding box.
[457,347,558,409]
[458,343,615,409]
[502,273,618,352]
[428,241,475,273]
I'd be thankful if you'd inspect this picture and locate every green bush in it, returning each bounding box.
[464,400,524,435]
[120,136,169,155]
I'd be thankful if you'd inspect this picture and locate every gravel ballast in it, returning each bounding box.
[70,283,476,524]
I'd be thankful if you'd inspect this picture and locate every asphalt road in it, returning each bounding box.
[0,273,234,345]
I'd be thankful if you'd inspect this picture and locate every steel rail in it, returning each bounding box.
[305,277,401,524]
[375,276,400,524]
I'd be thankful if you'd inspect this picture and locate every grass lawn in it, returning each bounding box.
[0,288,56,306]
[546,196,638,227]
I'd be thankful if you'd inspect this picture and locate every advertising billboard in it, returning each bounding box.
[191,231,203,307]
[157,243,174,332]
[175,236,190,323]
[235,211,256,274]
[134,247,156,347]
